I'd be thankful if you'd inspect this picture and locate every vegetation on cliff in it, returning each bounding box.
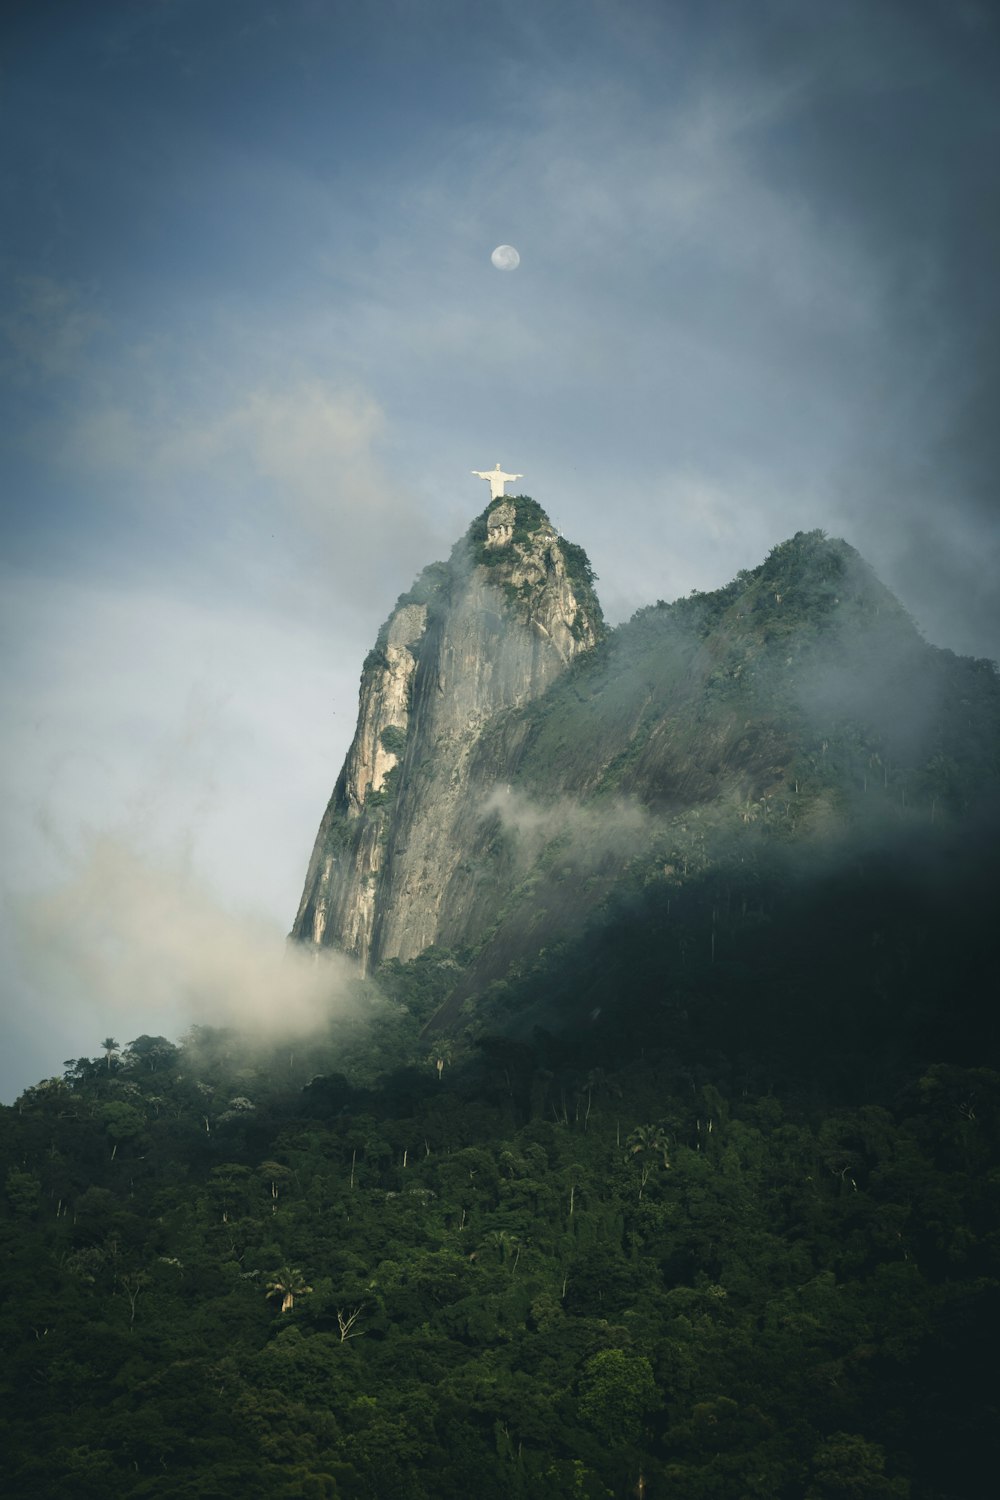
[3,821,997,1496]
[467,495,603,619]
[2,530,998,1497]
[422,530,1000,1012]
[292,495,606,970]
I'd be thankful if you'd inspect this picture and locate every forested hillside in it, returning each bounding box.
[3,531,999,1498]
[3,815,998,1498]
[425,528,1000,1021]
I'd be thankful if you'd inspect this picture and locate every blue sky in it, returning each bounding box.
[2,0,998,1098]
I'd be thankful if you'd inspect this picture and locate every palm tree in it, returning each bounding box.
[627,1124,671,1167]
[427,1048,453,1081]
[627,1125,671,1201]
[101,1038,120,1071]
[265,1266,312,1314]
[482,1229,523,1270]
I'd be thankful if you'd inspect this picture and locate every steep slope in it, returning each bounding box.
[427,529,1000,1020]
[294,516,1000,1031]
[291,496,604,971]
[476,527,998,821]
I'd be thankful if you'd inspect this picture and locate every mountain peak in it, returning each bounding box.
[293,515,1000,1006]
[291,497,603,972]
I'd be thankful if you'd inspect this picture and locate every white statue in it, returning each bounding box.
[472,462,523,500]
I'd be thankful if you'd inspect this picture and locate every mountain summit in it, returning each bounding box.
[294,511,1000,1024]
[291,495,604,972]
[9,513,1000,1500]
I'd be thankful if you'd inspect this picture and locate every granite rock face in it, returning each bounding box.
[293,516,1000,1019]
[291,497,603,972]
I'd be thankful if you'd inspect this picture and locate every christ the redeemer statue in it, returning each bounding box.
[472,463,523,500]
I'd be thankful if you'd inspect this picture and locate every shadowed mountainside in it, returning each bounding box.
[293,512,1000,1035]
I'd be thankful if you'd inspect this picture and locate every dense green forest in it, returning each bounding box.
[3,815,998,1498]
[414,529,1000,1012]
[5,531,999,1497]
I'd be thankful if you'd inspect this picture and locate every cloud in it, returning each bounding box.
[483,786,650,862]
[0,275,104,382]
[67,377,384,492]
[59,375,445,606]
[7,826,363,1053]
[185,383,399,544]
[0,567,354,907]
[0,566,365,1100]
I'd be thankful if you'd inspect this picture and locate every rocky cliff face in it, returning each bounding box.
[291,496,604,972]
[294,515,1000,1027]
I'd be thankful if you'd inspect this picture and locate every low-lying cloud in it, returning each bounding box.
[483,785,652,863]
[8,826,362,1066]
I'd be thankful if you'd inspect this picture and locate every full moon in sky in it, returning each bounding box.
[491,244,521,270]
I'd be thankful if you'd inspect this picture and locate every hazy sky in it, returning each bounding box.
[2,0,998,1099]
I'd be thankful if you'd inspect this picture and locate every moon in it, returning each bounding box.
[491,244,520,271]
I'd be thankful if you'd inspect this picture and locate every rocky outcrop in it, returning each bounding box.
[294,517,1000,1023]
[291,497,604,972]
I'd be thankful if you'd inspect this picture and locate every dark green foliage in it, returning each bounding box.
[560,536,597,588]
[365,763,400,807]
[2,532,998,1496]
[378,725,407,757]
[2,813,998,1498]
[465,494,600,610]
[361,644,389,676]
[466,494,549,555]
[434,529,1000,1009]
